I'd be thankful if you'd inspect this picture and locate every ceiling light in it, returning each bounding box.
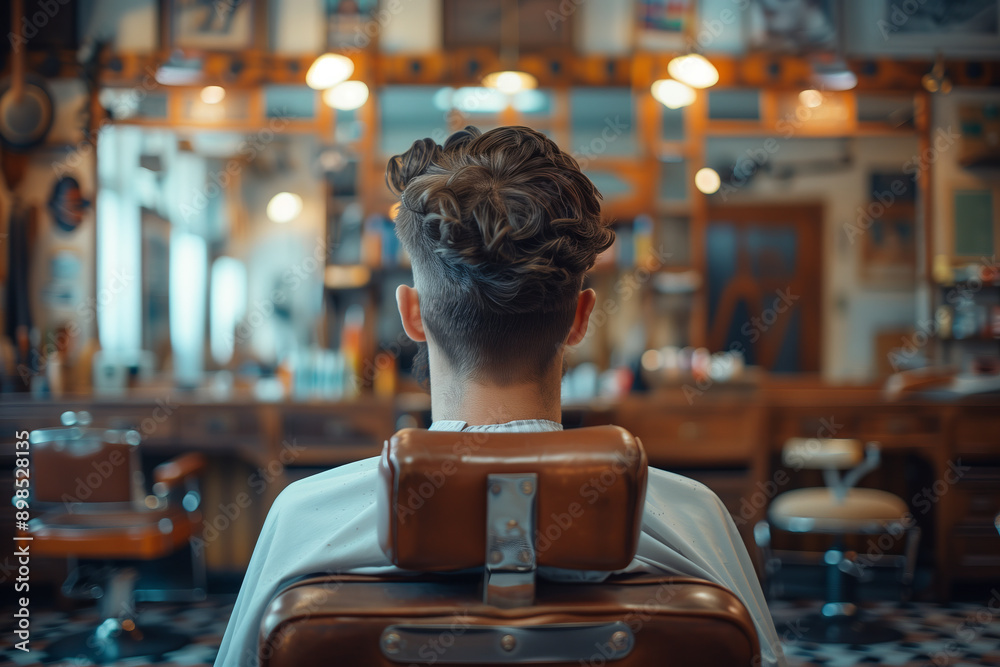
[811,61,857,91]
[266,192,303,224]
[695,167,721,195]
[482,70,538,95]
[651,79,696,109]
[200,86,226,104]
[667,54,719,89]
[798,89,823,108]
[306,53,354,90]
[322,80,369,110]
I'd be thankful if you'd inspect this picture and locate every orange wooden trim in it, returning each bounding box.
[154,452,207,488]
[94,51,1000,91]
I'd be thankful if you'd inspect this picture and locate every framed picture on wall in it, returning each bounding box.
[325,0,379,50]
[860,202,917,289]
[163,0,257,51]
[886,0,997,35]
[635,0,695,51]
[958,103,1000,168]
[874,0,1000,52]
[746,0,839,52]
[442,0,573,51]
[951,185,1000,261]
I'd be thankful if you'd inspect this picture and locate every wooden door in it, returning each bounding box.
[705,205,823,373]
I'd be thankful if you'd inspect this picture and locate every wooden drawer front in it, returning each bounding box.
[955,411,1000,454]
[178,407,261,443]
[858,411,943,440]
[87,406,177,444]
[954,468,1000,521]
[617,408,759,465]
[951,528,1000,579]
[283,407,391,447]
[281,404,394,466]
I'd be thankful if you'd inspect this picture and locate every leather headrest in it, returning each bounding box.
[377,425,648,572]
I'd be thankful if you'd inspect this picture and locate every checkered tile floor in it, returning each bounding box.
[1,597,998,666]
[0,598,229,666]
[772,600,1000,666]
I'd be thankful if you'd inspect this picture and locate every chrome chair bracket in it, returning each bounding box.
[484,473,537,608]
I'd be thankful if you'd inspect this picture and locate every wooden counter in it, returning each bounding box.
[2,383,998,597]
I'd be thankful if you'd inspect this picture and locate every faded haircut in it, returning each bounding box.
[386,126,614,385]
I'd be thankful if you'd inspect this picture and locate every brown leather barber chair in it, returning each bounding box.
[24,411,206,663]
[259,426,761,666]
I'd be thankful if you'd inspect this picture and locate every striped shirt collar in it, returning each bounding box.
[428,419,564,433]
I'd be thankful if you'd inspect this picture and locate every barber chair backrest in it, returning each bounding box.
[259,426,761,667]
[29,423,142,506]
[377,425,647,572]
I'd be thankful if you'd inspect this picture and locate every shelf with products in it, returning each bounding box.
[930,259,1000,371]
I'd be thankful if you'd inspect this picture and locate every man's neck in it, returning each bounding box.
[430,374,562,426]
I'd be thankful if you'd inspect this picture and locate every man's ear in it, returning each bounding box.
[566,288,597,347]
[396,284,426,343]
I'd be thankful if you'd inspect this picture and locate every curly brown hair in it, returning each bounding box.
[386,125,614,385]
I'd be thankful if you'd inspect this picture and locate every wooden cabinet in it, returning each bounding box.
[948,408,1000,587]
[278,400,395,467]
[614,397,762,467]
[2,391,997,594]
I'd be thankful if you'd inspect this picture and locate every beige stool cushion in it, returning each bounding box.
[769,488,909,534]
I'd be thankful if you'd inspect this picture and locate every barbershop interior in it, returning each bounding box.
[1,0,1000,665]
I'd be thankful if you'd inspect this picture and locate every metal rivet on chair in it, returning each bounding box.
[520,480,533,495]
[125,430,141,446]
[611,630,628,649]
[491,483,502,495]
[517,550,532,563]
[382,631,401,654]
[489,550,503,564]
[506,519,518,530]
[500,634,516,652]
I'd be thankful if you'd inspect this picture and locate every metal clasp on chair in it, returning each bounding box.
[484,473,536,608]
[380,622,634,663]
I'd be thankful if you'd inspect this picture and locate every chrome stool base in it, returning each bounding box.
[44,623,190,663]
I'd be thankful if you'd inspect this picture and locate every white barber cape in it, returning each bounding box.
[215,419,787,667]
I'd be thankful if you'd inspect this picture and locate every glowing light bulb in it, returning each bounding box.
[266,192,303,224]
[651,79,696,109]
[799,89,823,108]
[482,70,538,95]
[200,86,226,104]
[667,54,719,89]
[695,167,721,195]
[306,53,354,90]
[322,80,369,110]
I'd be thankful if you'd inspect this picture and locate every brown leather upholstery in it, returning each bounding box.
[27,425,203,562]
[27,508,193,559]
[32,436,135,504]
[260,426,761,666]
[259,574,760,667]
[377,426,648,571]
